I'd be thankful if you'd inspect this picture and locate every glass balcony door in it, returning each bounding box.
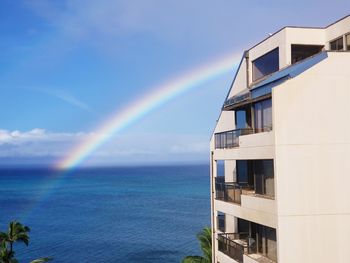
[236,159,275,198]
[235,106,252,129]
[254,160,274,197]
[238,218,277,262]
[254,99,272,133]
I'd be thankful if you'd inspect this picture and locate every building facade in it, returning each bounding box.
[210,15,350,263]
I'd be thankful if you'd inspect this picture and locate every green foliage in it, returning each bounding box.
[29,258,53,263]
[182,256,208,263]
[182,227,212,263]
[0,221,53,263]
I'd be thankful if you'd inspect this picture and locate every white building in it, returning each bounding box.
[210,15,350,263]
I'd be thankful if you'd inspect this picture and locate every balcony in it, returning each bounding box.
[215,128,253,149]
[219,97,272,150]
[215,180,253,205]
[218,231,277,263]
[218,232,254,263]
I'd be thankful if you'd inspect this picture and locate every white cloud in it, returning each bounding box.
[0,129,88,157]
[0,129,209,166]
[0,129,84,145]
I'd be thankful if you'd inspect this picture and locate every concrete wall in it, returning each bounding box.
[214,111,235,134]
[241,195,276,216]
[224,160,236,182]
[273,52,350,263]
[326,16,350,44]
[225,213,236,233]
[214,144,274,161]
[227,58,248,98]
[215,200,277,229]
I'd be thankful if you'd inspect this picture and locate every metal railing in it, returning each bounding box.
[218,233,255,263]
[254,125,273,133]
[214,128,253,149]
[215,181,253,205]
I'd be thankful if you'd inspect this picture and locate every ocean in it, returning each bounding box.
[0,165,210,263]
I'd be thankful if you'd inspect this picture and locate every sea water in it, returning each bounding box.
[0,165,210,263]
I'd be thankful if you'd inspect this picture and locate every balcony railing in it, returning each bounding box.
[215,128,253,149]
[254,125,273,134]
[215,181,253,205]
[218,233,255,263]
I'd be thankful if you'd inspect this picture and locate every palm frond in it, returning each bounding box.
[182,227,212,263]
[182,255,207,263]
[30,257,53,263]
[7,221,30,245]
[196,227,212,261]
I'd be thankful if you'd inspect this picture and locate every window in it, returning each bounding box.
[217,212,225,232]
[216,160,225,177]
[215,134,221,148]
[235,107,251,129]
[252,48,279,82]
[236,160,249,184]
[330,37,344,50]
[254,99,272,133]
[236,159,274,197]
[220,133,226,148]
[236,160,254,186]
[254,160,275,197]
[291,44,324,64]
[346,34,350,50]
[237,219,277,262]
[235,110,247,129]
[237,218,250,233]
[256,224,277,262]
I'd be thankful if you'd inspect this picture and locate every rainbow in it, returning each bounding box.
[18,51,242,220]
[57,51,242,169]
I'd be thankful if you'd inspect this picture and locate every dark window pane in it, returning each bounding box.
[262,160,274,197]
[235,107,252,129]
[235,110,247,129]
[255,164,263,195]
[221,133,226,148]
[252,48,279,81]
[216,160,225,177]
[338,37,344,50]
[226,132,233,148]
[330,41,336,50]
[253,160,274,196]
[237,218,250,233]
[254,99,272,133]
[330,37,344,51]
[254,102,263,132]
[256,177,263,194]
[266,226,277,261]
[237,160,248,184]
[256,224,265,254]
[291,44,324,64]
[217,212,225,232]
[262,99,272,131]
[215,134,220,148]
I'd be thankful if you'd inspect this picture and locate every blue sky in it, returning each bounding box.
[0,0,349,166]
